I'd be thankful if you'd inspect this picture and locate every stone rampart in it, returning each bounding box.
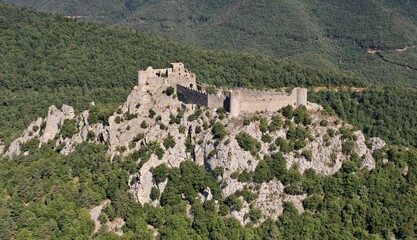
[177,85,208,106]
[208,94,227,108]
[229,88,307,116]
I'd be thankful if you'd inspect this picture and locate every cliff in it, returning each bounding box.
[1,82,385,226]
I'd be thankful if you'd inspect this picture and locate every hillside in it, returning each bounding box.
[5,0,417,86]
[1,1,417,149]
[4,74,417,239]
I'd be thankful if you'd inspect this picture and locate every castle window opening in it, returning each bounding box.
[190,84,193,88]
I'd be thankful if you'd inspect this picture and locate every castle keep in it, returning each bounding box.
[137,63,307,116]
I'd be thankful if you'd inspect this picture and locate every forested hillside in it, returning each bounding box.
[1,2,417,148]
[5,0,417,86]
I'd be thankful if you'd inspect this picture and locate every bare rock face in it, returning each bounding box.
[4,80,385,226]
[5,117,43,158]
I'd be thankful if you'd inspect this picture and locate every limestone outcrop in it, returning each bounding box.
[0,73,385,225]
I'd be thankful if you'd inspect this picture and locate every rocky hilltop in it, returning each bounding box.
[1,79,385,225]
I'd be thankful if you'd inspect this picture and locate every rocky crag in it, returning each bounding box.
[1,80,385,226]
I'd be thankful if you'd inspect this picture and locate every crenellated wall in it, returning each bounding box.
[176,85,208,106]
[229,88,307,116]
[137,63,307,117]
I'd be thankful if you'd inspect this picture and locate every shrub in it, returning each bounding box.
[140,121,148,129]
[61,119,78,139]
[20,138,40,154]
[213,166,224,178]
[148,109,156,119]
[281,105,294,119]
[163,135,176,149]
[259,117,268,133]
[125,112,138,120]
[87,130,96,141]
[301,150,313,161]
[236,132,261,156]
[319,120,329,127]
[246,207,262,222]
[178,125,186,134]
[211,122,227,140]
[261,134,272,143]
[152,164,170,184]
[114,116,123,124]
[342,140,356,155]
[132,133,144,142]
[195,126,202,134]
[150,187,160,201]
[268,115,283,132]
[237,170,253,182]
[165,86,174,96]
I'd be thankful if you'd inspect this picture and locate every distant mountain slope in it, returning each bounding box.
[0,2,363,143]
[5,0,417,86]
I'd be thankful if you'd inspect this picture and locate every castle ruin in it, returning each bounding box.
[137,63,307,116]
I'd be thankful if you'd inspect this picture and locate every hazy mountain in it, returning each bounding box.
[5,0,417,86]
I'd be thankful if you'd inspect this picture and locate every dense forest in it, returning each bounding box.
[5,0,417,86]
[2,141,417,239]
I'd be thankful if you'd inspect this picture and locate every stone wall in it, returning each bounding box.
[208,94,227,108]
[177,85,208,106]
[138,63,197,89]
[229,88,307,116]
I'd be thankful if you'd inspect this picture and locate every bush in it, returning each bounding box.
[268,115,283,132]
[261,134,272,143]
[20,138,40,154]
[211,122,227,140]
[281,105,294,119]
[61,119,78,139]
[178,125,186,134]
[301,150,313,161]
[150,187,160,201]
[165,86,175,96]
[163,135,176,149]
[149,109,156,119]
[132,133,144,142]
[320,120,329,126]
[236,132,262,156]
[246,207,262,222]
[152,164,170,184]
[342,140,356,155]
[237,170,253,182]
[259,117,268,133]
[87,130,96,141]
[213,166,224,178]
[140,121,148,129]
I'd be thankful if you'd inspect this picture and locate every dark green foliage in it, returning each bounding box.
[212,166,224,178]
[20,138,40,154]
[259,117,268,133]
[178,125,186,134]
[152,164,170,184]
[148,109,156,119]
[165,86,174,96]
[211,122,227,140]
[319,119,328,127]
[268,115,283,132]
[187,108,202,122]
[293,106,312,125]
[60,119,78,139]
[132,133,144,142]
[246,207,262,222]
[86,130,96,141]
[236,132,261,156]
[125,112,138,120]
[261,134,272,143]
[163,135,176,149]
[140,121,148,129]
[310,88,417,147]
[281,105,294,119]
[301,150,313,161]
[237,170,253,183]
[342,140,355,155]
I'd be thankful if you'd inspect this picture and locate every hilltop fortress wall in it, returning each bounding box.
[138,63,307,117]
[138,62,197,89]
[229,88,307,116]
